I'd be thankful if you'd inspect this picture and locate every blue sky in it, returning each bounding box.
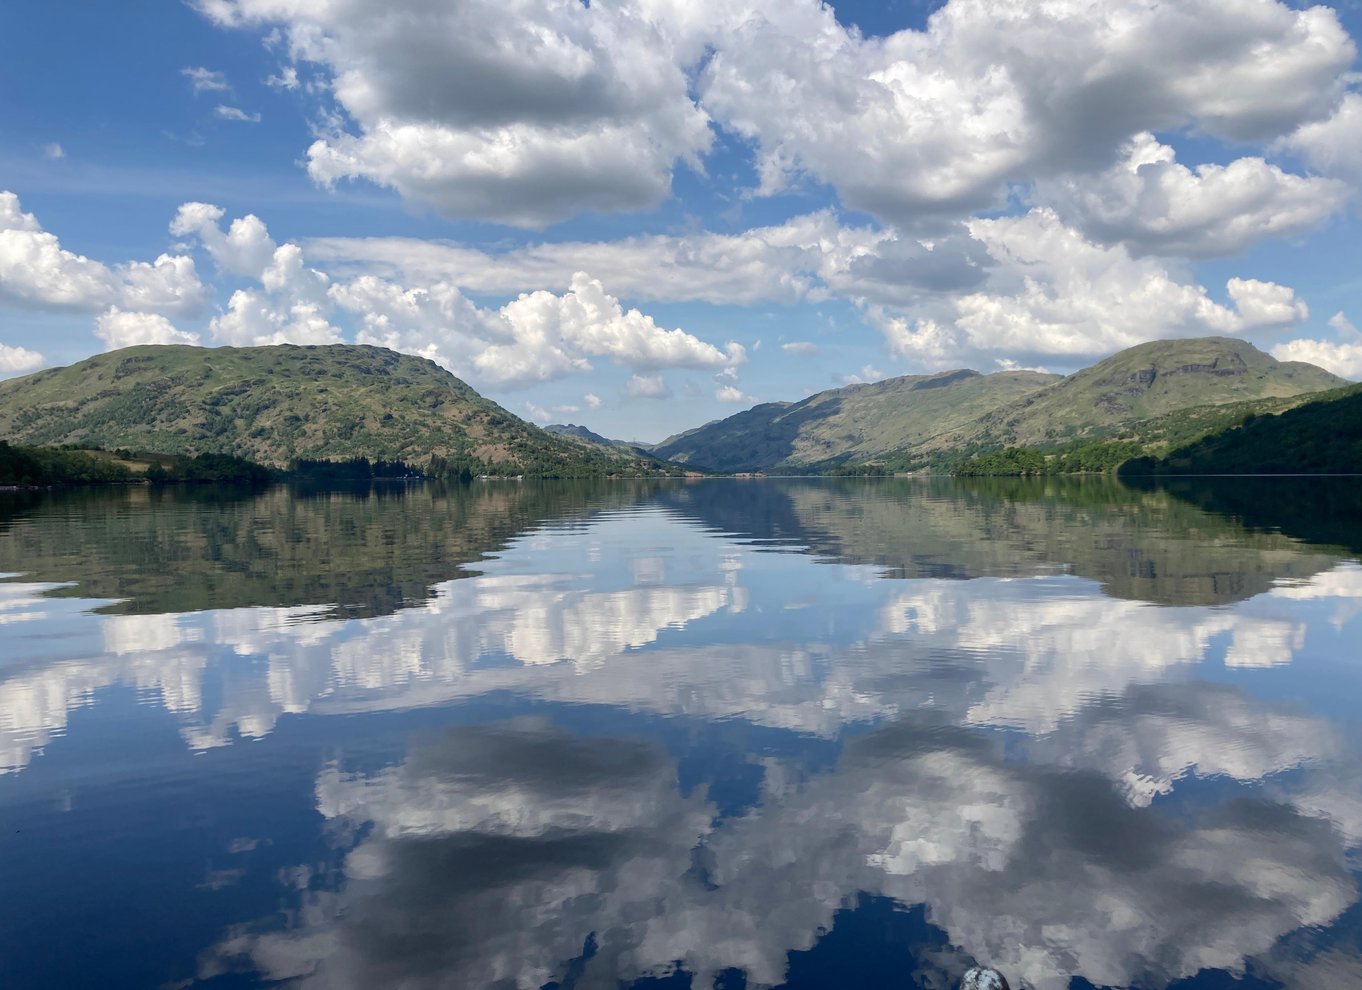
[2,0,1362,442]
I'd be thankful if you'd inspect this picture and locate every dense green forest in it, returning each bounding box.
[0,442,137,485]
[0,440,681,488]
[949,382,1362,477]
[950,440,1145,476]
[0,442,277,486]
[1121,385,1362,475]
[145,452,277,484]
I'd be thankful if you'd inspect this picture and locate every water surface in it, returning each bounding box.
[2,477,1361,989]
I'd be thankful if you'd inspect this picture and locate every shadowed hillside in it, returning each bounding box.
[1120,383,1362,476]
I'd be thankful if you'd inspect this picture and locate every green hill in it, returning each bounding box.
[924,336,1348,455]
[653,338,1348,473]
[651,368,1060,472]
[1121,382,1362,475]
[0,344,673,477]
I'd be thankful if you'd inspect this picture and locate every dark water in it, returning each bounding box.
[2,477,1361,990]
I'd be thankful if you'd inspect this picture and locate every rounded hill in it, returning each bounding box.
[0,344,662,476]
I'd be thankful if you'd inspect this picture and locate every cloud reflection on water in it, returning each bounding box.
[2,507,1360,782]
[2,482,1362,989]
[201,719,715,989]
[199,711,1357,990]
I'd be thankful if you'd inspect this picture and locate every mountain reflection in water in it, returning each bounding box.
[1,477,1360,989]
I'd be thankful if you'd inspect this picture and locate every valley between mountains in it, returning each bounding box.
[0,335,1356,480]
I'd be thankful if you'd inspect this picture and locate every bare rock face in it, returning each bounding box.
[961,966,1011,990]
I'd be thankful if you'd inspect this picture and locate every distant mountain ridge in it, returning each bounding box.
[0,344,672,477]
[543,423,652,458]
[652,338,1349,472]
[651,367,1060,472]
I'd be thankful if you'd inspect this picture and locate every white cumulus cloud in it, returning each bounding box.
[0,343,44,374]
[0,191,206,317]
[699,0,1352,227]
[168,205,341,347]
[195,0,1355,231]
[1041,132,1348,257]
[879,208,1309,367]
[1273,338,1361,379]
[500,273,741,373]
[715,384,753,403]
[331,274,509,375]
[170,202,277,278]
[1271,314,1362,380]
[212,246,341,347]
[198,0,713,227]
[1226,278,1309,330]
[1280,92,1362,182]
[94,306,201,349]
[175,202,741,388]
[626,373,671,398]
[303,200,1317,375]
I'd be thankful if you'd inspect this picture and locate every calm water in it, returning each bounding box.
[2,477,1362,990]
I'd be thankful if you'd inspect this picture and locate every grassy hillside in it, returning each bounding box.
[651,368,1059,472]
[654,337,1347,473]
[1121,382,1362,475]
[0,344,674,477]
[925,337,1347,455]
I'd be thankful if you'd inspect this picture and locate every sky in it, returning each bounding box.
[2,0,1362,443]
